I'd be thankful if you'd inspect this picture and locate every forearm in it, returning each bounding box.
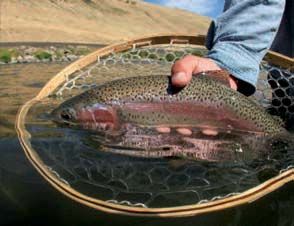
[205,0,285,95]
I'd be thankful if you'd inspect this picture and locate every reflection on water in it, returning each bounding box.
[0,62,294,225]
[0,63,69,138]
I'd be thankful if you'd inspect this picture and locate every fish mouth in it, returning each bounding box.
[52,117,79,128]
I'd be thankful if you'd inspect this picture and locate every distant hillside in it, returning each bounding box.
[0,0,210,44]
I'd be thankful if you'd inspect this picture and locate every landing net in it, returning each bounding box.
[16,35,294,217]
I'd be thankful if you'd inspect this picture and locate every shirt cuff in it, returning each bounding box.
[206,42,259,96]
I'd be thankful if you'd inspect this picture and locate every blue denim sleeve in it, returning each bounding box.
[205,0,285,95]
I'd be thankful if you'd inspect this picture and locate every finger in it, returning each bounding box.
[228,76,238,90]
[192,58,222,74]
[171,55,200,87]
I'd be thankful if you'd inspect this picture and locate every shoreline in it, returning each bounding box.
[0,43,105,64]
[0,42,105,48]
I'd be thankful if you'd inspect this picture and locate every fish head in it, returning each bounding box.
[51,100,80,126]
[51,99,118,132]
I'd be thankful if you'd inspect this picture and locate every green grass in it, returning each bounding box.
[55,50,63,59]
[34,51,52,60]
[0,49,12,63]
[8,48,21,58]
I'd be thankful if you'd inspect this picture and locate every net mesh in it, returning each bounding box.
[53,45,209,97]
[266,66,294,128]
[26,44,294,209]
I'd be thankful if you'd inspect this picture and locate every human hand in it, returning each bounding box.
[171,55,238,90]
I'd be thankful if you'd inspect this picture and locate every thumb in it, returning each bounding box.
[171,55,200,87]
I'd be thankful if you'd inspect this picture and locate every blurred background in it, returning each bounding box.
[0,0,222,44]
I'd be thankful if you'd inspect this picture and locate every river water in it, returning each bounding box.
[0,62,293,225]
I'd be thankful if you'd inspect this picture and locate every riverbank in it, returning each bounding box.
[0,43,104,64]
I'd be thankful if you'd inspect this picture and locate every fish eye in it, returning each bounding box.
[61,112,71,120]
[60,108,74,121]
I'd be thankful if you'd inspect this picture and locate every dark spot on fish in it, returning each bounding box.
[161,146,171,151]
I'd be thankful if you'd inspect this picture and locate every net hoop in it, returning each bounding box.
[16,34,294,217]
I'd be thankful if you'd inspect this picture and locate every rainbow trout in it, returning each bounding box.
[51,71,287,161]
